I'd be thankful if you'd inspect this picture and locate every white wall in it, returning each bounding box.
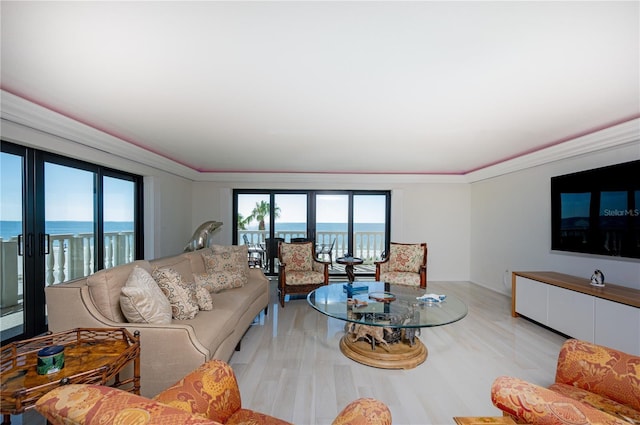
[191,178,471,281]
[470,143,640,294]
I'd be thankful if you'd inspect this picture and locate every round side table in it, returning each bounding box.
[336,256,363,282]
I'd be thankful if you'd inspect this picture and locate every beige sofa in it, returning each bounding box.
[45,247,269,397]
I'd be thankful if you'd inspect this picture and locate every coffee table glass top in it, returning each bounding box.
[307,282,467,328]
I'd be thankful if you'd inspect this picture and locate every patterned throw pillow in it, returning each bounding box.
[194,270,246,293]
[200,245,249,290]
[388,244,424,273]
[152,267,199,320]
[208,245,249,273]
[120,266,172,324]
[195,285,213,310]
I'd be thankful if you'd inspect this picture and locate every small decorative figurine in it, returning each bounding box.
[590,269,605,287]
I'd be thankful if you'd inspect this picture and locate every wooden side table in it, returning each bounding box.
[1,327,140,425]
[336,256,363,283]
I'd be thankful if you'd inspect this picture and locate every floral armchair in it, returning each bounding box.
[491,339,640,425]
[36,359,392,425]
[375,242,427,288]
[278,241,329,307]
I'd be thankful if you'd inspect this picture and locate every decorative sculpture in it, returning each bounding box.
[590,269,605,287]
[346,323,392,351]
[184,221,223,252]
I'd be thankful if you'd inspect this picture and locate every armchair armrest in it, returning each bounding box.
[36,384,220,425]
[331,398,392,425]
[491,376,629,425]
[154,359,242,424]
[312,258,330,274]
[374,257,390,280]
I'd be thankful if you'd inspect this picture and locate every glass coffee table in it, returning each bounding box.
[308,282,467,369]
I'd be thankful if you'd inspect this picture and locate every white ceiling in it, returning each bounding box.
[1,1,639,175]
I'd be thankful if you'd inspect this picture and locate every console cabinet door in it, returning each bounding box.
[515,277,548,325]
[595,298,640,356]
[548,286,594,342]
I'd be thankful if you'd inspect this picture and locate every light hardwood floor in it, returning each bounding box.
[229,279,567,425]
[14,279,567,425]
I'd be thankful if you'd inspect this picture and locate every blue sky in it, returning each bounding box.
[1,153,134,222]
[238,193,386,223]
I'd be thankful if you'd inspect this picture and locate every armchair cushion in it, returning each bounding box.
[549,383,640,423]
[332,398,392,425]
[36,384,220,425]
[554,338,640,412]
[491,339,640,425]
[377,271,421,287]
[37,359,392,425]
[280,242,314,271]
[491,376,630,425]
[154,359,242,424]
[387,243,424,273]
[283,270,326,285]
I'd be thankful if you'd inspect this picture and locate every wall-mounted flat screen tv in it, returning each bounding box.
[551,160,640,260]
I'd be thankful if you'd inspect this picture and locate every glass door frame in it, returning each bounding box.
[1,141,144,344]
[233,189,391,277]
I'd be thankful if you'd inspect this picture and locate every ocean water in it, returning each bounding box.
[0,221,385,240]
[0,221,134,240]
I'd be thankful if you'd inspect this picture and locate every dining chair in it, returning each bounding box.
[242,234,264,268]
[316,238,336,268]
[265,237,284,271]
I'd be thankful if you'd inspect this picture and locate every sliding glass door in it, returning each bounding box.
[44,162,96,284]
[1,141,143,343]
[234,190,390,277]
[1,148,27,340]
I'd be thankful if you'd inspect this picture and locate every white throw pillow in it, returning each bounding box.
[120,266,172,324]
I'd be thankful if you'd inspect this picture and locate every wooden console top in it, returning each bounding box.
[513,271,640,309]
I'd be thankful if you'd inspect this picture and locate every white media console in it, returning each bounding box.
[512,271,640,356]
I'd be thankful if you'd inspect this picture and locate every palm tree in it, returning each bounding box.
[236,213,253,230]
[250,201,280,230]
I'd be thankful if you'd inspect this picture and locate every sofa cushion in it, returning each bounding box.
[151,257,195,284]
[120,266,172,324]
[87,260,152,323]
[194,270,247,293]
[153,266,199,320]
[183,248,211,275]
